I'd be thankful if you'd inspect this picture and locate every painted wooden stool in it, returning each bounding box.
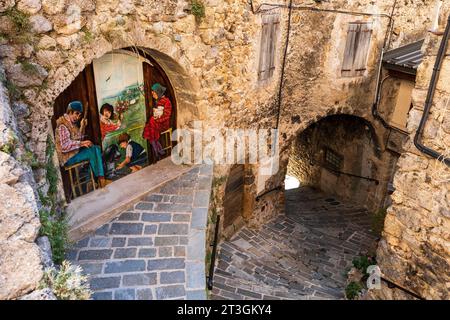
[160,128,173,155]
[64,160,96,199]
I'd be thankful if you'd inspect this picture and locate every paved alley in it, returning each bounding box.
[67,165,212,300]
[211,186,378,300]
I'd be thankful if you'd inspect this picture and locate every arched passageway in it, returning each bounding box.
[211,115,395,300]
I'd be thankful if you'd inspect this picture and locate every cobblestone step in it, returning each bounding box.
[211,187,378,300]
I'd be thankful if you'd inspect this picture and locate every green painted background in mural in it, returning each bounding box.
[93,51,149,155]
[100,84,147,152]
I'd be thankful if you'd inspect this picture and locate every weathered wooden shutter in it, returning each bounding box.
[353,23,372,76]
[342,23,358,76]
[258,14,279,81]
[258,16,270,81]
[268,15,280,78]
[342,23,372,77]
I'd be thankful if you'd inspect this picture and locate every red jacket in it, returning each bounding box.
[143,96,172,142]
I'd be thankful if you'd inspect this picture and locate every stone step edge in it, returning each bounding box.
[68,164,197,242]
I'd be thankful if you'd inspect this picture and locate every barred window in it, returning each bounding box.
[324,148,343,171]
[342,22,373,77]
[258,14,280,81]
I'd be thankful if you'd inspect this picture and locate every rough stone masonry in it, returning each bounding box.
[0,0,448,300]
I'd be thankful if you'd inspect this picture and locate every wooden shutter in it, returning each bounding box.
[268,15,280,78]
[342,23,372,77]
[353,23,372,75]
[258,14,279,81]
[258,15,270,81]
[342,23,358,76]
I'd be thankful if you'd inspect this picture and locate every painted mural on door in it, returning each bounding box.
[93,50,148,179]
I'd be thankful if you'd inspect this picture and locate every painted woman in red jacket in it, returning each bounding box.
[143,83,172,158]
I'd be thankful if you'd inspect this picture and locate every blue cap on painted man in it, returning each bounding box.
[68,101,83,113]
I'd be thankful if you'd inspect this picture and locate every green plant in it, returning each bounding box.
[81,27,94,43]
[4,7,30,33]
[345,281,363,300]
[5,80,22,101]
[19,59,39,76]
[39,209,70,264]
[39,260,92,300]
[371,208,387,237]
[38,135,71,264]
[352,255,376,275]
[21,149,41,168]
[0,134,17,154]
[45,135,58,198]
[190,0,206,21]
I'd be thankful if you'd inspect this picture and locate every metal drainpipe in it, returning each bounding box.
[414,15,450,167]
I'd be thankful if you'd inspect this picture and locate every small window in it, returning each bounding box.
[258,14,280,81]
[324,148,343,171]
[342,22,372,77]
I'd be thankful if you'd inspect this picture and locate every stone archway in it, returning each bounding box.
[286,114,384,211]
[26,36,201,183]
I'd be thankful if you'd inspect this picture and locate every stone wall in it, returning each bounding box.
[0,66,44,299]
[371,4,450,300]
[0,0,448,300]
[0,0,440,215]
[241,0,439,226]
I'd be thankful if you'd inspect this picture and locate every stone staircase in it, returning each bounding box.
[211,187,378,300]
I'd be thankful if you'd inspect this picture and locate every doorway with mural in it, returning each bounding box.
[51,48,177,200]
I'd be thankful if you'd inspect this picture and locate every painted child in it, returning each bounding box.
[100,103,122,140]
[116,132,147,173]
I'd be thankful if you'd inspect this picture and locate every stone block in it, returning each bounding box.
[186,290,207,300]
[158,223,189,235]
[104,260,146,273]
[89,277,121,290]
[111,238,126,247]
[89,237,111,248]
[138,248,157,258]
[155,285,186,299]
[110,223,143,235]
[142,213,171,222]
[79,263,103,275]
[78,249,113,261]
[94,225,110,236]
[147,258,185,271]
[146,194,163,202]
[191,208,208,230]
[136,288,153,300]
[154,236,179,246]
[113,248,137,259]
[127,237,153,247]
[194,190,210,207]
[114,289,135,300]
[135,202,154,211]
[172,214,191,222]
[160,271,185,284]
[118,212,141,221]
[155,203,192,212]
[187,230,205,260]
[144,225,158,234]
[186,262,205,289]
[92,291,112,300]
[122,273,157,286]
[159,246,173,257]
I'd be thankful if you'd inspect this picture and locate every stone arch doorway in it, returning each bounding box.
[52,48,178,201]
[286,114,384,211]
